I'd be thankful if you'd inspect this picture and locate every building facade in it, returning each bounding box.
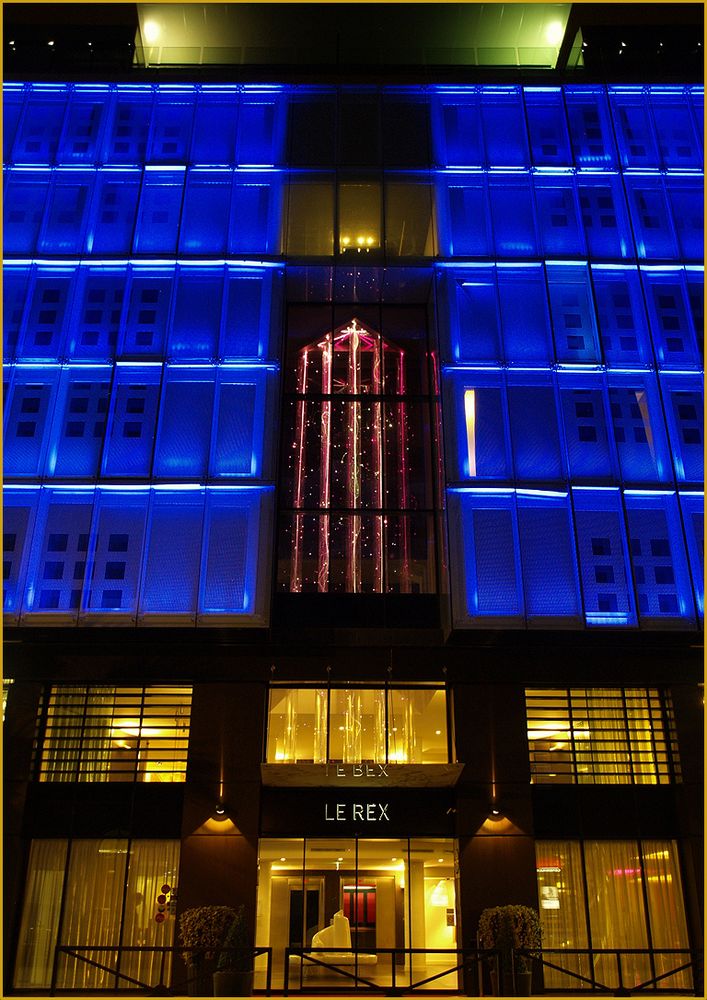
[3,12,704,995]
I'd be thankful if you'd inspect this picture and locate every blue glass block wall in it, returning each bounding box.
[434,84,703,629]
[3,83,285,625]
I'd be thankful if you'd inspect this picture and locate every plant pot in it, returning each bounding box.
[187,959,214,997]
[514,970,532,996]
[213,970,254,997]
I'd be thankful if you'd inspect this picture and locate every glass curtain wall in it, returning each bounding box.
[256,838,458,991]
[536,840,691,991]
[14,839,180,990]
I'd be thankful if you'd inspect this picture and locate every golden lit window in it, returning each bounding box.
[35,686,192,782]
[526,687,679,784]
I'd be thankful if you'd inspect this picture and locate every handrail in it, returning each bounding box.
[49,944,272,996]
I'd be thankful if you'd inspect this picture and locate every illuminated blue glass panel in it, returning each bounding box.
[119,267,174,358]
[624,492,695,624]
[572,488,636,626]
[649,87,702,170]
[609,88,660,169]
[140,490,204,618]
[641,268,700,369]
[103,89,153,164]
[446,180,492,255]
[200,489,266,616]
[565,87,617,168]
[168,269,223,360]
[435,93,484,167]
[212,372,269,478]
[222,268,271,360]
[685,268,704,345]
[443,270,502,362]
[23,489,93,619]
[47,368,111,478]
[12,87,67,163]
[497,265,554,365]
[87,169,141,254]
[230,174,278,254]
[3,85,26,162]
[154,368,215,479]
[480,88,529,167]
[2,489,37,617]
[38,170,94,254]
[57,88,111,164]
[523,87,572,167]
[659,375,703,484]
[3,265,32,361]
[147,89,195,164]
[624,175,679,260]
[689,87,703,147]
[517,492,581,620]
[678,492,704,618]
[534,175,585,257]
[4,369,59,476]
[591,266,653,367]
[444,373,510,481]
[665,175,704,261]
[577,174,631,259]
[488,174,537,257]
[133,170,184,255]
[18,268,75,361]
[65,268,124,361]
[101,367,161,477]
[192,89,239,164]
[179,169,232,254]
[507,374,565,481]
[608,375,671,483]
[4,170,51,254]
[236,95,284,165]
[558,378,614,480]
[546,264,600,363]
[82,490,148,616]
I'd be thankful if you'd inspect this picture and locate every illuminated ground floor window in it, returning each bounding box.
[536,839,692,991]
[13,839,179,991]
[255,837,458,991]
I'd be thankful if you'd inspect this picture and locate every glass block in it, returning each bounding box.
[82,490,149,617]
[624,492,695,625]
[559,377,614,481]
[659,374,703,484]
[444,372,511,481]
[140,490,205,619]
[3,265,32,362]
[607,374,672,483]
[65,268,125,361]
[385,178,434,257]
[480,87,529,167]
[685,268,703,355]
[497,265,554,365]
[168,269,224,360]
[488,173,538,257]
[338,90,381,166]
[86,169,141,255]
[565,87,617,168]
[517,492,581,621]
[577,174,632,259]
[2,488,38,618]
[46,368,112,479]
[236,94,285,165]
[507,372,565,481]
[546,263,601,363]
[12,87,68,163]
[3,85,27,162]
[285,178,335,255]
[101,367,161,477]
[230,173,280,254]
[211,370,271,478]
[3,170,51,254]
[524,87,572,167]
[649,87,702,170]
[572,487,636,626]
[288,94,336,167]
[147,88,196,164]
[4,368,60,477]
[445,179,492,256]
[591,266,653,367]
[441,269,502,362]
[688,87,703,147]
[624,175,679,260]
[103,89,153,164]
[17,268,75,361]
[665,175,704,261]
[192,88,239,164]
[119,267,174,358]
[678,492,704,619]
[200,488,268,618]
[382,96,431,167]
[133,170,185,255]
[154,368,215,480]
[534,175,585,257]
[179,169,232,254]
[641,268,700,369]
[37,170,94,255]
[435,93,484,167]
[221,267,275,360]
[609,88,660,169]
[57,87,111,164]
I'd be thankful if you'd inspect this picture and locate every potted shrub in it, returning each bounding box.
[507,905,542,995]
[179,905,237,997]
[213,906,254,997]
[478,905,542,996]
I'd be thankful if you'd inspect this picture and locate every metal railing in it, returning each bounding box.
[515,947,702,996]
[49,944,272,995]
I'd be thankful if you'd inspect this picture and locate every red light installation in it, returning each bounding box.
[289,318,412,593]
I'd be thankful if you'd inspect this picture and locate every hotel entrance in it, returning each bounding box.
[255,837,459,992]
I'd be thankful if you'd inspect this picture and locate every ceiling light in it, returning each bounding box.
[545,22,564,46]
[438,858,444,863]
[280,857,287,861]
[48,40,55,47]
[143,19,161,44]
[435,730,441,735]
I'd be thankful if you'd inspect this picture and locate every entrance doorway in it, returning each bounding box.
[256,838,459,991]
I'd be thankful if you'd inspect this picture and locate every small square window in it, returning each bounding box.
[101,589,122,608]
[592,538,611,556]
[48,534,68,552]
[108,534,129,552]
[105,561,126,580]
[654,566,675,585]
[658,594,678,614]
[594,565,615,584]
[650,538,670,557]
[43,561,64,580]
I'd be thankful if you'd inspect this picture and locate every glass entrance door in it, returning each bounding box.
[255,837,459,991]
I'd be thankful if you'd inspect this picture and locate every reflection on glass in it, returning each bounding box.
[338,182,381,254]
[266,687,449,764]
[286,181,334,255]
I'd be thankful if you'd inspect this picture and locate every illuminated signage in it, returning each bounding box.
[325,802,391,822]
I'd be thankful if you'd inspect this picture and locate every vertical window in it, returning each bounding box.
[23,490,93,619]
[88,170,141,255]
[66,269,125,361]
[102,368,161,477]
[48,369,111,479]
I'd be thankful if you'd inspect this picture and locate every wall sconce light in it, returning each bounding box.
[490,805,501,816]
[215,802,226,816]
